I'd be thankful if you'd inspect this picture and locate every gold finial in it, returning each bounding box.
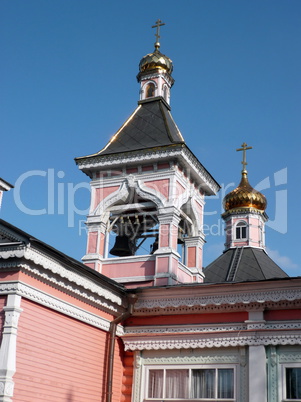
[152,19,165,50]
[236,142,253,174]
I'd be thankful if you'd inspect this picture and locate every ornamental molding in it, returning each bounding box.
[93,169,176,185]
[134,288,301,311]
[123,332,301,351]
[0,246,124,310]
[93,181,129,216]
[141,352,241,365]
[125,321,301,336]
[0,281,124,335]
[133,299,301,316]
[77,146,219,195]
[77,146,184,169]
[279,351,301,363]
[125,323,245,335]
[181,148,220,194]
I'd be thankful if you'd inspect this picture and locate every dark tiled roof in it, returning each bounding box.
[203,247,288,283]
[96,97,184,156]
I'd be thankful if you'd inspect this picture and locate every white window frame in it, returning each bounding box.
[235,221,247,240]
[143,363,237,402]
[281,363,301,402]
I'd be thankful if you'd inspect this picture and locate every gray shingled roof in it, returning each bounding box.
[97,97,184,156]
[203,247,288,283]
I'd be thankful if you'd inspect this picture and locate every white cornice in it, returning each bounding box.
[77,146,219,196]
[134,284,301,311]
[123,331,301,351]
[0,245,125,312]
[125,321,301,336]
[0,281,123,336]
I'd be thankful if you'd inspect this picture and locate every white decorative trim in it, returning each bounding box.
[125,323,246,335]
[0,281,125,335]
[134,288,301,310]
[77,146,219,195]
[124,321,301,336]
[93,181,129,216]
[123,332,301,351]
[0,246,124,310]
[0,294,22,401]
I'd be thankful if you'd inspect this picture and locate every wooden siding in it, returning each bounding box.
[121,351,134,402]
[13,298,124,402]
[126,311,248,326]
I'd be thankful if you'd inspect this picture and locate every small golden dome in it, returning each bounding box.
[223,172,267,212]
[139,49,173,74]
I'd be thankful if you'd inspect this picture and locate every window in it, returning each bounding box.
[145,83,155,98]
[146,367,235,401]
[235,222,247,240]
[285,368,301,400]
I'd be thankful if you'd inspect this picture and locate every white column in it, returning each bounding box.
[0,294,23,402]
[249,345,267,402]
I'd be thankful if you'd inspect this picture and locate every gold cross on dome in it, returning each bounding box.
[152,19,165,49]
[236,142,252,172]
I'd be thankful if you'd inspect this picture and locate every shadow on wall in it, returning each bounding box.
[67,390,74,401]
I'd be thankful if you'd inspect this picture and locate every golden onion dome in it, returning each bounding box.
[139,49,173,74]
[223,172,267,212]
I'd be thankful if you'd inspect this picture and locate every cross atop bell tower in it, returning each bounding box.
[152,19,165,50]
[236,142,252,174]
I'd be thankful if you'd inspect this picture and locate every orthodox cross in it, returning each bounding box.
[236,142,252,172]
[152,19,165,49]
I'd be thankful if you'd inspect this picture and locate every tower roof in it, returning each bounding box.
[223,142,267,213]
[223,171,267,213]
[204,247,288,283]
[77,97,185,158]
[138,49,173,75]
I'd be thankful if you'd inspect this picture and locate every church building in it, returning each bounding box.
[0,21,300,402]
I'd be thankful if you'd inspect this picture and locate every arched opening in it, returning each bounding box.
[235,221,247,240]
[145,82,155,98]
[106,192,159,258]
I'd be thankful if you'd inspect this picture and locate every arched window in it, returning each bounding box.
[145,83,155,98]
[236,221,247,240]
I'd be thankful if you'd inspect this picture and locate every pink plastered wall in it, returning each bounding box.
[194,200,203,226]
[249,216,261,243]
[102,260,155,279]
[14,298,125,402]
[187,247,196,267]
[93,186,119,210]
[87,231,98,254]
[175,181,186,197]
[144,179,170,200]
[159,224,170,248]
[87,232,105,256]
[156,256,169,273]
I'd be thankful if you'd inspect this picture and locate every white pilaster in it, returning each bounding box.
[0,294,23,402]
[249,345,267,402]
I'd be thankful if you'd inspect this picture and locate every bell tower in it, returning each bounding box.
[222,143,267,250]
[204,143,288,283]
[75,22,220,288]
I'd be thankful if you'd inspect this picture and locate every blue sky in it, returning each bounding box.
[1,0,300,276]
